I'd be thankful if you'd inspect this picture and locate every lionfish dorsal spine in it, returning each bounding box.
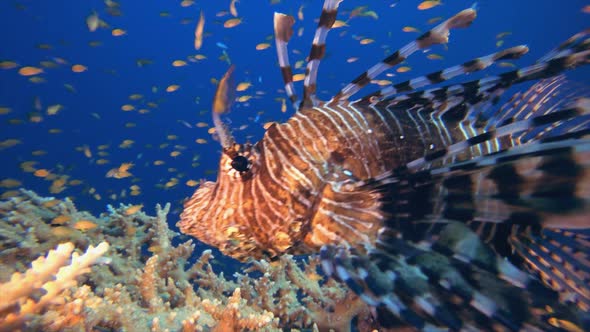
[273,12,298,111]
[360,45,530,104]
[331,7,478,103]
[366,30,590,133]
[299,0,342,109]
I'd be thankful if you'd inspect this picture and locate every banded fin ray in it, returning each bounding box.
[300,0,342,108]
[331,6,478,103]
[273,12,298,110]
[361,45,530,104]
[369,31,590,116]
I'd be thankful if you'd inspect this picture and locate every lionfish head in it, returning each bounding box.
[178,65,271,261]
[179,139,269,261]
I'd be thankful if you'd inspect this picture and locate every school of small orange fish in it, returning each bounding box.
[1,0,588,218]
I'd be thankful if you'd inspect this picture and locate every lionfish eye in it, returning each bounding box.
[231,155,249,172]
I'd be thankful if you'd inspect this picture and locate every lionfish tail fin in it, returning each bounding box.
[331,6,477,103]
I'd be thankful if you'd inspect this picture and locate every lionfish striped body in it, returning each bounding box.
[179,1,590,330]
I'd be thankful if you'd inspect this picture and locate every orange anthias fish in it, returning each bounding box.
[178,1,590,331]
[194,10,205,50]
[418,0,442,11]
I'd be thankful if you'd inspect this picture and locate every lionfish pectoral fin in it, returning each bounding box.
[303,180,386,251]
[320,222,589,331]
[388,137,590,309]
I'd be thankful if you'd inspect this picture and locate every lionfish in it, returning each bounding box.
[179,1,590,330]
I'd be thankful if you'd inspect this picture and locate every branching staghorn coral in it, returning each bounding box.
[0,189,371,331]
[0,241,109,332]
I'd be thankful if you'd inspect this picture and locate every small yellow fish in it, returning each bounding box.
[402,26,420,33]
[418,1,442,11]
[121,104,135,111]
[255,43,271,50]
[292,73,305,82]
[166,84,180,92]
[125,204,143,215]
[397,66,411,73]
[236,82,251,91]
[172,60,187,67]
[229,0,239,17]
[18,66,43,76]
[0,61,18,69]
[73,220,98,231]
[46,104,63,115]
[0,178,21,188]
[112,28,126,36]
[194,11,205,50]
[33,169,50,177]
[371,79,392,86]
[237,95,253,102]
[426,53,444,60]
[51,215,71,225]
[224,18,242,28]
[186,179,199,187]
[71,64,87,73]
[332,20,348,28]
[86,11,100,32]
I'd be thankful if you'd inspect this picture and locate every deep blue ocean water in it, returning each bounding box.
[1,1,589,262]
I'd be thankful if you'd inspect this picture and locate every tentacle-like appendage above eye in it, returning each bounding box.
[231,155,250,172]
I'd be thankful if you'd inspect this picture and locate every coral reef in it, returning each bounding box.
[0,189,371,331]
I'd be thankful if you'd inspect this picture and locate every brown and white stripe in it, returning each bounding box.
[273,12,298,110]
[300,0,342,108]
